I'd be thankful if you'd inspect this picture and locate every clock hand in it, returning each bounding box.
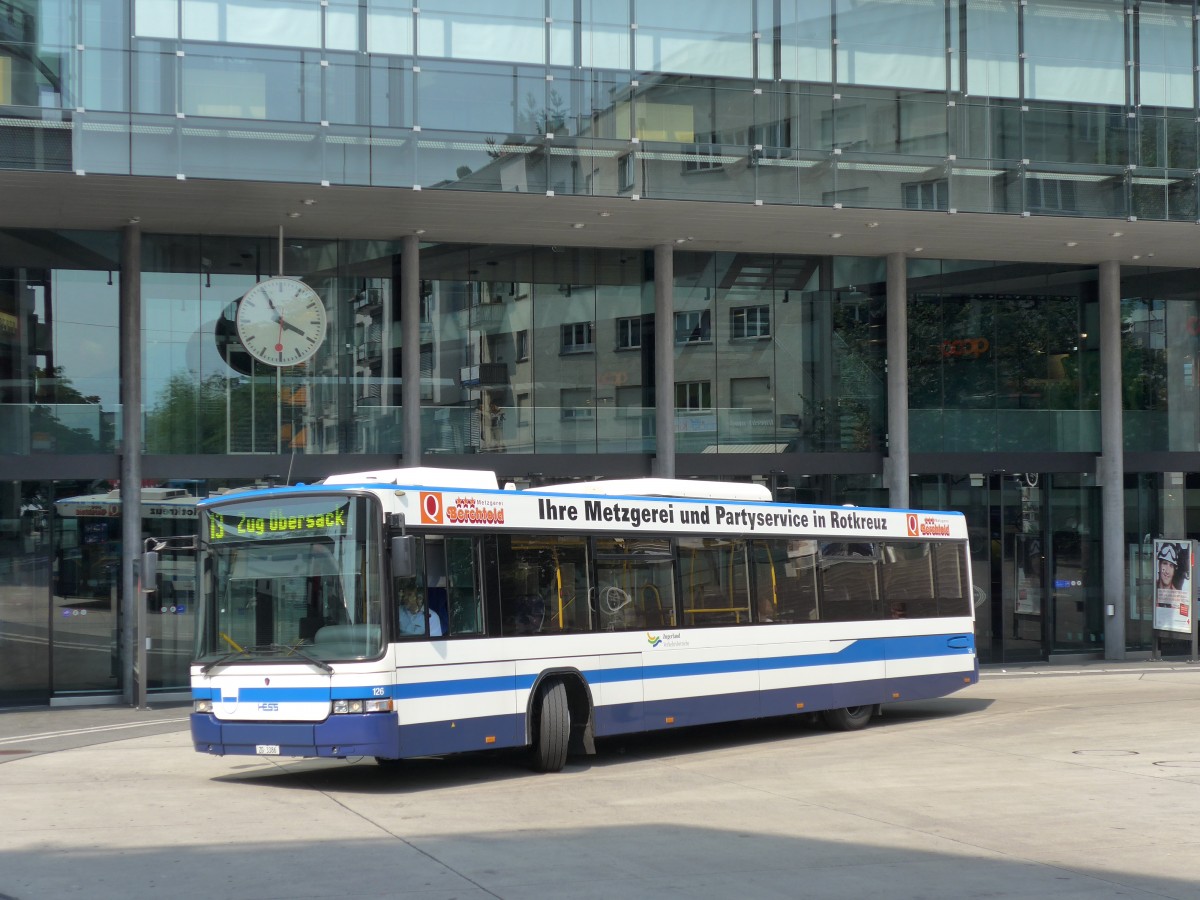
[280,319,307,337]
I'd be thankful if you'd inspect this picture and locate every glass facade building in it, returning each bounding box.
[4,0,1200,704]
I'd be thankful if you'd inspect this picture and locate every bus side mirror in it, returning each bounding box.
[391,536,415,578]
[142,551,159,592]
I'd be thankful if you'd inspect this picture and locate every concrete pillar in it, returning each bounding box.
[1099,260,1125,660]
[119,223,144,707]
[401,235,421,463]
[653,244,675,478]
[885,252,909,509]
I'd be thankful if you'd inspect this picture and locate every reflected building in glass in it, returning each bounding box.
[3,0,1200,703]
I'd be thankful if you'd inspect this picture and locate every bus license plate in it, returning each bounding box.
[255,744,280,756]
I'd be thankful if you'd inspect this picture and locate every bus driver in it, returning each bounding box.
[399,586,443,637]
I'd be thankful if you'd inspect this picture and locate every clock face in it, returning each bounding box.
[235,277,327,367]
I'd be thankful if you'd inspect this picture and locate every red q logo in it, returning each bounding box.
[420,492,443,524]
[907,514,919,537]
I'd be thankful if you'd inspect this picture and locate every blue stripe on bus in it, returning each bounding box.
[212,687,330,703]
[590,633,972,684]
[393,674,538,700]
[195,634,974,703]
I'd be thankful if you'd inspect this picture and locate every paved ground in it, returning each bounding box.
[1,661,1200,899]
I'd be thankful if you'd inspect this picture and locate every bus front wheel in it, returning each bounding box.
[530,680,570,773]
[822,705,875,731]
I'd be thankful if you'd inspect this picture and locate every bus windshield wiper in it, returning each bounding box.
[260,642,334,673]
[199,648,252,674]
[200,643,333,673]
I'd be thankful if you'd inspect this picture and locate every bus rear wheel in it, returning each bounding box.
[530,680,570,773]
[822,705,875,731]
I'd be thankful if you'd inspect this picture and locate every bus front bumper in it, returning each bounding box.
[191,712,400,759]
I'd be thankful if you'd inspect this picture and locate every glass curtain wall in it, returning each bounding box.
[0,479,54,705]
[0,230,120,456]
[907,259,1101,453]
[671,251,886,454]
[4,1,1197,217]
[134,240,900,459]
[419,245,652,455]
[140,235,407,456]
[1120,261,1200,657]
[1120,266,1200,452]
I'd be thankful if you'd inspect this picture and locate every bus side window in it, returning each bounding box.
[756,539,818,623]
[818,541,881,621]
[932,542,971,616]
[445,536,482,635]
[680,538,751,627]
[495,537,547,635]
[880,542,937,618]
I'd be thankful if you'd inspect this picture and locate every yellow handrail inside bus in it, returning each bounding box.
[765,541,778,608]
[556,561,564,629]
[219,632,244,652]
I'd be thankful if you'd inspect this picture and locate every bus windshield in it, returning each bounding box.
[197,493,385,663]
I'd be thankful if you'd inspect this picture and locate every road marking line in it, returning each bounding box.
[0,717,190,746]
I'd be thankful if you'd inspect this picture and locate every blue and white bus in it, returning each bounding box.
[182,467,977,771]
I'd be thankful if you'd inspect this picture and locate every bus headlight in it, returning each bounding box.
[332,698,392,714]
[194,699,213,713]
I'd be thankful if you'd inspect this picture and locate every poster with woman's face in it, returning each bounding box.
[1153,540,1193,634]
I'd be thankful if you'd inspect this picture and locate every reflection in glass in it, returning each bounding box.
[908,260,1100,453]
[0,480,53,705]
[835,0,946,90]
[0,255,119,455]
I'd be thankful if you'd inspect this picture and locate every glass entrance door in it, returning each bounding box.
[914,472,1102,663]
[998,473,1047,662]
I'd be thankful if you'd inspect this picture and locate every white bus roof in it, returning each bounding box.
[55,488,204,518]
[526,478,772,502]
[320,467,500,490]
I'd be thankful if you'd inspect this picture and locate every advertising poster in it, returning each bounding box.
[1014,534,1043,616]
[1153,540,1194,634]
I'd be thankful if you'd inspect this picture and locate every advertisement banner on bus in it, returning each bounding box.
[411,491,966,541]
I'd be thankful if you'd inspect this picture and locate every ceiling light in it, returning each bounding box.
[829,232,842,239]
[301,199,316,206]
[1065,241,1078,247]
[414,228,426,235]
[1132,254,1141,260]
[865,222,879,228]
[1110,231,1123,238]
[598,211,611,217]
[912,247,924,252]
[572,223,585,229]
[287,212,301,218]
